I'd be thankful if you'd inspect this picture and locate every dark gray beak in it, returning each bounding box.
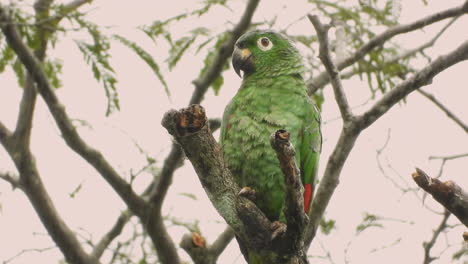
[232,46,253,78]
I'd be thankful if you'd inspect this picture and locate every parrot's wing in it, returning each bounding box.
[299,100,322,213]
[220,100,234,145]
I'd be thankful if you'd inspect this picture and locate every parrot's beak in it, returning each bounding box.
[232,46,253,78]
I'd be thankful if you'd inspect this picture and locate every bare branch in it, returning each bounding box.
[308,15,353,122]
[0,6,148,218]
[357,40,468,130]
[91,211,131,260]
[307,1,468,94]
[389,17,459,65]
[305,124,360,247]
[189,0,260,105]
[430,153,468,161]
[412,168,468,227]
[417,89,468,133]
[422,210,451,264]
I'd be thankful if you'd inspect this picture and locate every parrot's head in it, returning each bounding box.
[232,30,304,79]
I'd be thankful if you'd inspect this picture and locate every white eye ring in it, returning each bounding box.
[257,37,273,51]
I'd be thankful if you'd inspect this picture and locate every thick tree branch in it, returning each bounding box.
[417,89,468,133]
[13,0,55,149]
[0,7,147,218]
[270,130,308,250]
[308,15,353,122]
[422,210,451,264]
[307,1,468,94]
[161,105,244,234]
[189,0,260,105]
[356,40,468,130]
[305,126,360,247]
[412,168,468,227]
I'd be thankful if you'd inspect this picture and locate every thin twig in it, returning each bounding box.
[418,89,468,133]
[423,210,451,264]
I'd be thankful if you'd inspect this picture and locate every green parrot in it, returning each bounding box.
[220,30,322,224]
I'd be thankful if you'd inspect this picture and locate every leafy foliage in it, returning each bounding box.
[113,35,170,97]
[308,0,413,95]
[319,217,336,235]
[197,32,230,95]
[70,12,119,116]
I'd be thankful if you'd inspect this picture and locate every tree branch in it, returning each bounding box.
[90,211,131,260]
[0,6,148,218]
[307,1,468,94]
[208,227,235,257]
[270,130,308,249]
[356,40,468,130]
[189,0,260,105]
[412,168,468,227]
[337,16,459,84]
[417,89,468,133]
[161,105,244,234]
[422,210,451,264]
[180,227,235,264]
[308,15,353,122]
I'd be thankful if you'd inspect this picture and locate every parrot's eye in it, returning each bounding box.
[257,37,273,51]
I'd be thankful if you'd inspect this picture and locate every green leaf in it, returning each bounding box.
[113,35,170,97]
[0,45,15,73]
[12,59,26,88]
[198,32,230,94]
[75,40,119,116]
[319,218,336,235]
[178,192,198,200]
[356,213,384,233]
[43,59,63,89]
[69,183,83,198]
[166,36,197,70]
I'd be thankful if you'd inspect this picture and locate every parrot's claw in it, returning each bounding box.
[271,221,287,240]
[238,186,256,201]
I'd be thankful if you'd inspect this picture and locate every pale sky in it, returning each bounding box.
[0,0,467,263]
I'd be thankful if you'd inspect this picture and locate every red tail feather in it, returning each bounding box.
[304,183,313,213]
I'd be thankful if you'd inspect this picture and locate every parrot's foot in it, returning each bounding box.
[238,186,256,201]
[271,221,287,240]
